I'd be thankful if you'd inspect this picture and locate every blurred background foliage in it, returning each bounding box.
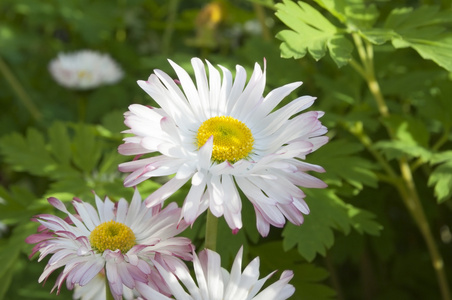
[0,0,452,299]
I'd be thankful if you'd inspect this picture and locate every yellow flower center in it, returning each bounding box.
[196,116,254,163]
[77,70,92,79]
[89,220,136,254]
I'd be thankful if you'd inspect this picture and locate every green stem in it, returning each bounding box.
[349,59,368,79]
[351,33,451,300]
[205,209,219,251]
[161,0,180,56]
[252,3,271,42]
[352,34,389,117]
[78,96,87,123]
[398,158,451,300]
[0,56,42,122]
[105,276,115,300]
[324,253,345,300]
[348,122,398,180]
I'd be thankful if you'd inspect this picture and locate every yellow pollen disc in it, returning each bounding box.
[89,220,136,254]
[77,70,92,79]
[196,116,254,163]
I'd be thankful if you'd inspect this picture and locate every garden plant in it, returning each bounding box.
[1,0,452,299]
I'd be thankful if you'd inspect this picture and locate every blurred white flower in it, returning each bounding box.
[48,50,123,90]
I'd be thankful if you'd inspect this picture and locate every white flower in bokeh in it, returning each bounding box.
[26,189,192,300]
[136,246,295,300]
[118,58,328,237]
[48,50,123,90]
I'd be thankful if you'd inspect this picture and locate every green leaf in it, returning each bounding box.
[346,205,382,235]
[275,0,353,67]
[308,140,379,189]
[250,242,336,300]
[0,128,57,176]
[314,0,380,29]
[419,80,452,130]
[359,28,394,44]
[384,6,452,72]
[72,124,102,173]
[283,189,381,261]
[374,140,432,161]
[428,151,452,203]
[282,189,350,261]
[0,222,36,299]
[375,115,432,161]
[47,121,72,165]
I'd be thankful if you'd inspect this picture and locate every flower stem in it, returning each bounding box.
[351,34,389,117]
[205,209,218,251]
[351,33,451,300]
[78,95,87,122]
[252,3,272,42]
[0,56,42,122]
[162,0,180,56]
[398,158,451,300]
[105,277,115,300]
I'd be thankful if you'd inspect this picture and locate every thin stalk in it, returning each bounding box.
[161,0,180,56]
[352,34,389,117]
[205,209,219,251]
[0,56,42,121]
[78,95,87,123]
[432,128,451,151]
[349,59,368,79]
[411,124,450,172]
[252,3,271,42]
[348,122,398,180]
[351,34,451,300]
[398,158,451,300]
[324,253,345,300]
[105,277,115,300]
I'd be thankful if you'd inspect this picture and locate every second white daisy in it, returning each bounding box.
[26,189,192,299]
[118,58,328,236]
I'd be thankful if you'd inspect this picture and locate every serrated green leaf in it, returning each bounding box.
[282,188,381,261]
[250,242,336,300]
[98,148,128,175]
[46,175,90,202]
[312,0,347,23]
[359,28,393,44]
[0,129,57,176]
[374,140,432,161]
[72,125,102,173]
[308,140,379,189]
[346,205,382,235]
[47,121,72,165]
[384,6,452,72]
[375,115,432,161]
[428,151,452,203]
[390,115,430,147]
[275,0,353,67]
[282,189,351,261]
[0,222,36,299]
[314,0,380,29]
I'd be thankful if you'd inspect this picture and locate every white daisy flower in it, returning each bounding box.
[26,189,192,300]
[118,58,328,237]
[72,271,134,300]
[48,50,123,90]
[135,246,295,300]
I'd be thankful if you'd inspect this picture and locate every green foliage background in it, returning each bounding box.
[1,0,452,299]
